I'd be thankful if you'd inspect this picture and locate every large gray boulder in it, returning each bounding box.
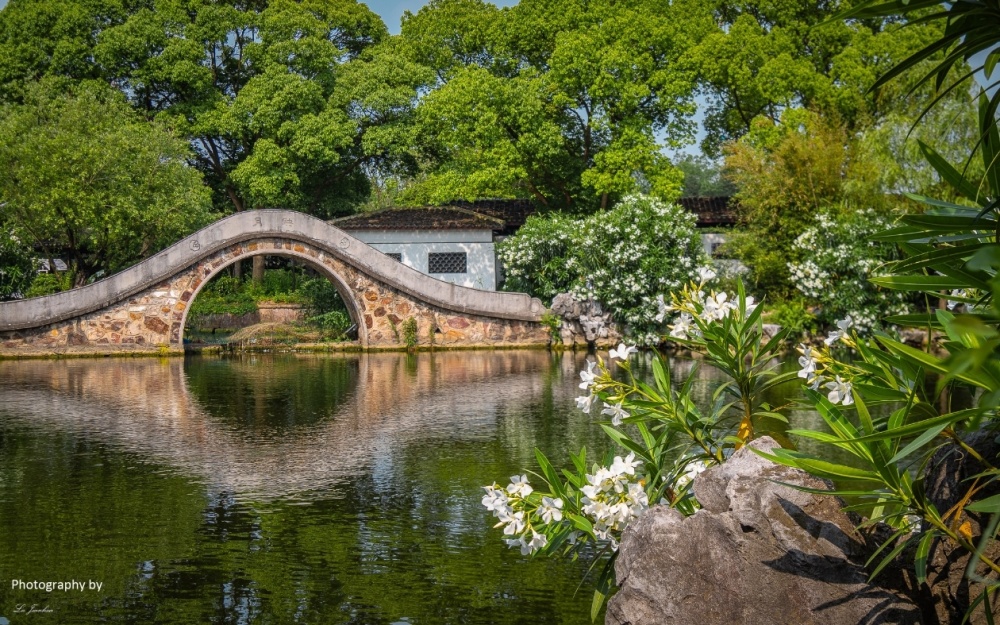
[607,437,920,625]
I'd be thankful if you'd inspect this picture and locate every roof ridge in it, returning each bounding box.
[330,205,505,226]
[437,205,505,224]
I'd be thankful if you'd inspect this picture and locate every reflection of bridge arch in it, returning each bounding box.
[0,353,563,499]
[0,211,547,354]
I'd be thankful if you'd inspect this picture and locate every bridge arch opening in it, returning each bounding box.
[179,248,366,346]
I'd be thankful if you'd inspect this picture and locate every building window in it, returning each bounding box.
[386,252,402,262]
[428,252,467,274]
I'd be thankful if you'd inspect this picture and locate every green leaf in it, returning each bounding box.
[966,494,1000,514]
[869,533,914,582]
[535,448,566,499]
[591,588,606,622]
[758,449,884,483]
[844,408,981,444]
[888,421,952,464]
[870,275,969,292]
[915,530,936,584]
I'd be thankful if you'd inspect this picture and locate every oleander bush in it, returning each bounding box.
[0,230,37,300]
[787,208,911,332]
[498,194,707,342]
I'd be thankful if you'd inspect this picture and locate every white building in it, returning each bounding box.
[333,206,510,291]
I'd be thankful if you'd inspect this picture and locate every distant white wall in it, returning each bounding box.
[702,233,728,257]
[347,229,497,290]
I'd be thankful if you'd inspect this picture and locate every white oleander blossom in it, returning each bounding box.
[575,394,595,412]
[507,474,533,498]
[788,209,907,332]
[676,459,709,488]
[505,529,548,555]
[481,485,512,519]
[502,511,526,536]
[579,453,649,548]
[796,343,822,386]
[539,497,564,523]
[579,359,598,390]
[825,376,854,406]
[608,343,638,361]
[824,316,854,345]
[654,293,672,323]
[697,266,716,283]
[669,312,695,340]
[702,292,736,322]
[601,401,630,426]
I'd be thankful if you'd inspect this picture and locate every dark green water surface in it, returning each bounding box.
[0,351,804,625]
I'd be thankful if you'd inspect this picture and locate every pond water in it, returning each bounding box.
[0,351,809,625]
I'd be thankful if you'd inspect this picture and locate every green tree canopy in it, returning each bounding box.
[0,0,427,219]
[395,0,707,212]
[93,0,408,218]
[0,82,214,284]
[683,0,950,156]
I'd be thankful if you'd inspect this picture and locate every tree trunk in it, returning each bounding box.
[252,255,265,284]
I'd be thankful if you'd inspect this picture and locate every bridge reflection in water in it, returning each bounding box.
[0,352,581,501]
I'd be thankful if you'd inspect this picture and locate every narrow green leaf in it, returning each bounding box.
[888,421,951,464]
[870,275,969,291]
[915,530,936,584]
[845,409,981,443]
[966,493,1000,514]
[591,589,605,623]
[870,534,914,581]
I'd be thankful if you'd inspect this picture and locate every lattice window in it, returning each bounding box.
[428,252,467,274]
[385,252,402,262]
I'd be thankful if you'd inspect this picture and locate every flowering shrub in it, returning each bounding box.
[483,276,794,618]
[498,194,707,341]
[787,209,909,332]
[0,229,36,300]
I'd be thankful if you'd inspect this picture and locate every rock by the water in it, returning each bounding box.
[607,437,920,625]
[550,292,621,347]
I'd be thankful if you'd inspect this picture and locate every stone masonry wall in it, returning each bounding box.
[0,238,549,355]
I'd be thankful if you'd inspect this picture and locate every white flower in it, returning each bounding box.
[654,293,672,323]
[601,401,630,426]
[526,529,548,554]
[507,474,533,498]
[824,376,854,406]
[676,459,709,487]
[576,394,595,412]
[608,343,638,361]
[697,266,717,283]
[609,452,640,478]
[744,295,757,315]
[702,292,736,322]
[578,359,598,390]
[539,496,564,523]
[502,511,526,535]
[505,535,532,554]
[824,316,854,345]
[669,313,694,340]
[579,454,648,549]
[797,343,819,381]
[481,485,510,515]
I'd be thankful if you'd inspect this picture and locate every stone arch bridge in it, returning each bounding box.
[0,210,548,355]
